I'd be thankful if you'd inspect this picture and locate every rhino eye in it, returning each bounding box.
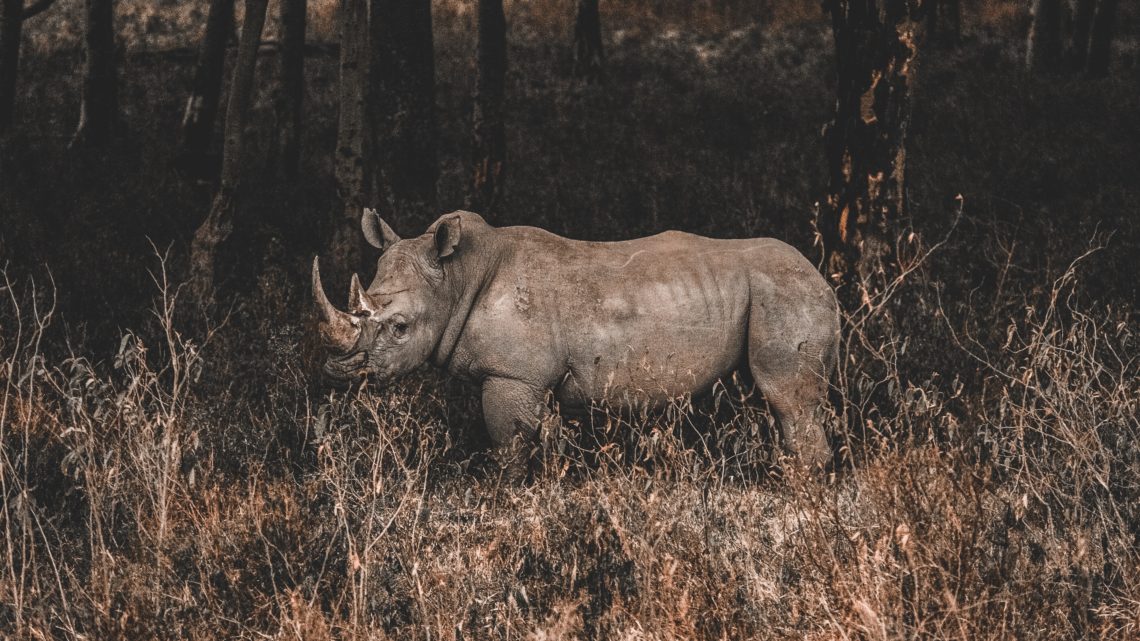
[392,322,409,339]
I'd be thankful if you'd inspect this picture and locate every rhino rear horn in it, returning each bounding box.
[362,208,401,250]
[348,273,376,315]
[312,256,361,354]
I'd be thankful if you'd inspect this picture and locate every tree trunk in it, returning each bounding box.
[1085,0,1117,78]
[0,0,21,136]
[331,0,369,278]
[467,0,506,216]
[370,0,437,227]
[1,0,57,137]
[926,0,962,46]
[932,0,960,46]
[189,0,269,305]
[926,0,939,42]
[1068,0,1095,71]
[573,0,603,81]
[820,0,924,304]
[70,0,117,148]
[277,0,306,180]
[1027,0,1063,73]
[179,0,234,174]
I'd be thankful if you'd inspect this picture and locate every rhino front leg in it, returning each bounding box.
[481,377,550,477]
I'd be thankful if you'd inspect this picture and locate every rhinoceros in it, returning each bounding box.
[314,210,840,469]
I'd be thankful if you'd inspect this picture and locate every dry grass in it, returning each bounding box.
[2,228,1137,639]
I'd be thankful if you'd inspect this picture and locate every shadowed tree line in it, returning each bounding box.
[1029,0,1119,76]
[1,0,119,146]
[0,0,1128,309]
[0,0,57,135]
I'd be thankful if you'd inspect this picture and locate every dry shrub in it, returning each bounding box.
[2,229,1138,640]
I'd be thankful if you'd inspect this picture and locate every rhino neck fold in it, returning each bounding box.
[430,234,502,372]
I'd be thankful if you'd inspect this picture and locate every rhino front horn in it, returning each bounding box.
[312,256,360,354]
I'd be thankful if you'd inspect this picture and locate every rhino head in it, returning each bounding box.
[313,209,464,384]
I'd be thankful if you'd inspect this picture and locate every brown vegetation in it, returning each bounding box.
[3,232,1137,639]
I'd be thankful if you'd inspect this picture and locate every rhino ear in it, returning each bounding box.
[433,214,461,260]
[362,208,401,250]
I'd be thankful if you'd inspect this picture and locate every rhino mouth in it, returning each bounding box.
[312,256,390,386]
[322,351,369,383]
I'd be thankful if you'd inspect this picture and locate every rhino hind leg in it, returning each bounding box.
[748,316,838,471]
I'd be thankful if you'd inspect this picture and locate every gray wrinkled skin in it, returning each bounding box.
[315,210,841,469]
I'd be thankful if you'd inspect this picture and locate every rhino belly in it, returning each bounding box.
[554,321,747,411]
[542,240,754,412]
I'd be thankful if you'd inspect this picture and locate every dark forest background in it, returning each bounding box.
[1,0,1139,639]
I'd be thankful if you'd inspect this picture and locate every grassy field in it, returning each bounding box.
[2,1,1139,639]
